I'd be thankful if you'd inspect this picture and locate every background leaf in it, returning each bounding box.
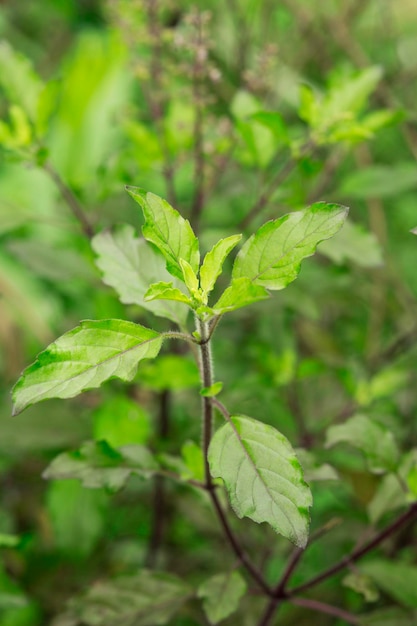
[198,570,247,624]
[92,225,189,326]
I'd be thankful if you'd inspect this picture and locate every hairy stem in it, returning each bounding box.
[196,319,271,594]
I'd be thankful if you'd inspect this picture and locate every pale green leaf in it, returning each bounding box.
[213,277,269,314]
[92,225,189,326]
[319,221,383,268]
[126,187,200,280]
[61,570,191,626]
[198,570,247,624]
[0,41,43,121]
[361,560,417,609]
[339,163,417,199]
[12,320,162,415]
[233,203,348,290]
[325,414,399,474]
[200,234,242,296]
[144,282,193,306]
[43,440,158,491]
[358,607,416,626]
[343,572,380,602]
[208,415,312,547]
[367,449,417,523]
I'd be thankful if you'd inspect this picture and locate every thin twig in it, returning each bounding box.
[44,163,93,239]
[288,502,417,596]
[209,488,272,596]
[289,597,360,625]
[240,140,314,230]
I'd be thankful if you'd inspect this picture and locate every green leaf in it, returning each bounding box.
[325,414,399,474]
[181,441,205,482]
[208,415,312,547]
[0,41,43,122]
[12,320,162,415]
[361,560,417,609]
[319,221,383,268]
[213,277,269,314]
[63,570,192,625]
[200,235,242,297]
[144,282,193,306]
[137,354,200,391]
[92,225,189,326]
[43,440,158,491]
[232,203,348,290]
[339,163,417,199]
[343,572,380,602]
[46,480,108,556]
[93,395,151,447]
[179,258,201,300]
[126,187,200,281]
[198,571,247,624]
[200,382,223,397]
[358,607,416,626]
[0,534,20,548]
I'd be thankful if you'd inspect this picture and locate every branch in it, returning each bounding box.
[288,502,417,596]
[289,597,360,625]
[44,163,93,240]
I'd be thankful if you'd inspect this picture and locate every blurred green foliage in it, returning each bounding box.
[1,0,417,624]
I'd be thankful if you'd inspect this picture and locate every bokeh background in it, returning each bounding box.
[1,1,417,624]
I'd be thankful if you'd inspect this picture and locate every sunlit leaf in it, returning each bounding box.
[233,203,348,290]
[198,570,247,624]
[200,235,242,297]
[126,187,200,280]
[213,277,269,314]
[12,320,162,415]
[208,415,312,547]
[144,281,193,306]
